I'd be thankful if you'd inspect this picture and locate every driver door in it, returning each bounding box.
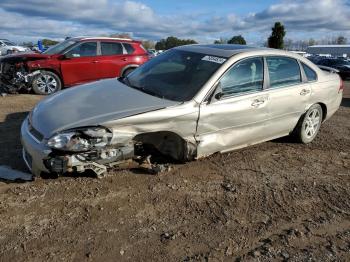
[196,57,271,156]
[60,41,99,86]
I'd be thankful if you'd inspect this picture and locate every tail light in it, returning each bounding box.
[339,78,344,93]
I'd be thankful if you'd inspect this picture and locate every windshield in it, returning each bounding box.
[43,40,77,55]
[124,49,225,102]
[3,41,16,46]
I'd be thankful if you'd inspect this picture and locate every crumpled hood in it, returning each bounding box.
[31,78,178,138]
[0,52,48,63]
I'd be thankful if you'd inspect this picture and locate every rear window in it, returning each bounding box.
[266,56,301,88]
[302,63,317,82]
[101,42,123,55]
[123,43,135,54]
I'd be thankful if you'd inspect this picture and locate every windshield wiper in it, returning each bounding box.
[137,87,165,99]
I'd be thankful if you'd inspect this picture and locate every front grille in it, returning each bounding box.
[28,122,44,142]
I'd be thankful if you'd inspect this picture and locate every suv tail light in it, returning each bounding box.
[339,78,344,93]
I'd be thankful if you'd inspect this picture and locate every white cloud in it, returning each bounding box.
[0,0,349,44]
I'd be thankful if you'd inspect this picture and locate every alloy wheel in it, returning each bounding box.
[35,74,58,94]
[303,108,321,139]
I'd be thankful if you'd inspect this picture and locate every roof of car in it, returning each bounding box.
[69,36,136,42]
[175,44,269,58]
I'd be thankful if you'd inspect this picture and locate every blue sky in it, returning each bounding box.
[0,0,349,45]
[140,0,279,16]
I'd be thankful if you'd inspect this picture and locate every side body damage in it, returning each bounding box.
[22,79,199,176]
[21,46,343,177]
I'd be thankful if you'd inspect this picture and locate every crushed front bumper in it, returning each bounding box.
[21,116,135,176]
[21,117,51,175]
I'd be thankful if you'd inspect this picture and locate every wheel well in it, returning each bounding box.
[33,69,64,86]
[121,66,138,76]
[133,131,196,162]
[317,102,327,121]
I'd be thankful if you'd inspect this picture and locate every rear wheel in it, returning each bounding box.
[122,68,135,77]
[294,104,323,143]
[32,71,62,95]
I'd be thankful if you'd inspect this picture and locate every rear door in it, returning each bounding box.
[98,41,129,78]
[60,41,99,86]
[196,57,271,156]
[263,56,311,136]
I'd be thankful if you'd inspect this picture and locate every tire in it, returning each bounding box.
[294,104,323,144]
[122,68,135,77]
[32,71,62,95]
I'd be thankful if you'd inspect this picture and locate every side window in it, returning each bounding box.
[66,42,97,57]
[101,42,123,55]
[302,63,317,82]
[122,43,135,54]
[220,57,263,96]
[266,56,301,88]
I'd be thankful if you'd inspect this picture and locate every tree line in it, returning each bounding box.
[19,25,348,51]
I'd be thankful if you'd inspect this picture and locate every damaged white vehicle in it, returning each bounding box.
[21,45,343,176]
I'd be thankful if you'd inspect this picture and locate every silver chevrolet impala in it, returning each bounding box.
[21,45,343,176]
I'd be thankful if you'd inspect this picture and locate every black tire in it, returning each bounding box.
[122,68,135,77]
[293,104,323,144]
[32,71,62,95]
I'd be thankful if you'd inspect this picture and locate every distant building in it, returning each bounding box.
[306,45,350,57]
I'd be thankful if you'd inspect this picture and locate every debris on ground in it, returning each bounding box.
[0,89,349,261]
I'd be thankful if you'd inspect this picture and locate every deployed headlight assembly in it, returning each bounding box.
[47,127,112,152]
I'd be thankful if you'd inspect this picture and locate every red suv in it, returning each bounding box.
[0,37,149,94]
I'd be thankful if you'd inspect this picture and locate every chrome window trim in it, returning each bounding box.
[204,55,265,103]
[265,55,303,90]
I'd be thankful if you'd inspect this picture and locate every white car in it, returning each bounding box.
[21,45,343,176]
[0,39,30,56]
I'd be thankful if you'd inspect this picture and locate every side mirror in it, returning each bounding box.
[214,92,223,100]
[211,82,224,102]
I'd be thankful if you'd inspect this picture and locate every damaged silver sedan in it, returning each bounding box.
[21,45,343,176]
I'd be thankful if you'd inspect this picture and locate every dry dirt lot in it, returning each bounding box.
[0,83,349,262]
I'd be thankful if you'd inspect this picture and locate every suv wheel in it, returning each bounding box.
[32,71,62,95]
[123,68,135,77]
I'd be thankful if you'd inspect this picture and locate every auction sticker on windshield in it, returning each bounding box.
[202,55,226,64]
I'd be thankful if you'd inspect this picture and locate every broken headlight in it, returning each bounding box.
[47,127,112,152]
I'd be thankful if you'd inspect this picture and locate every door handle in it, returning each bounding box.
[251,99,265,107]
[121,58,127,61]
[92,60,99,63]
[300,89,310,96]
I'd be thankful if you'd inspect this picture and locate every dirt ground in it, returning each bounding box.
[0,82,349,262]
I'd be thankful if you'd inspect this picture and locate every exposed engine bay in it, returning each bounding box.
[0,56,42,93]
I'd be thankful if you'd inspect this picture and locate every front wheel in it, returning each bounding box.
[294,104,323,143]
[32,71,62,95]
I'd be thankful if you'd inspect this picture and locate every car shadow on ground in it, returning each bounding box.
[0,111,32,183]
[341,97,350,107]
[0,111,28,171]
